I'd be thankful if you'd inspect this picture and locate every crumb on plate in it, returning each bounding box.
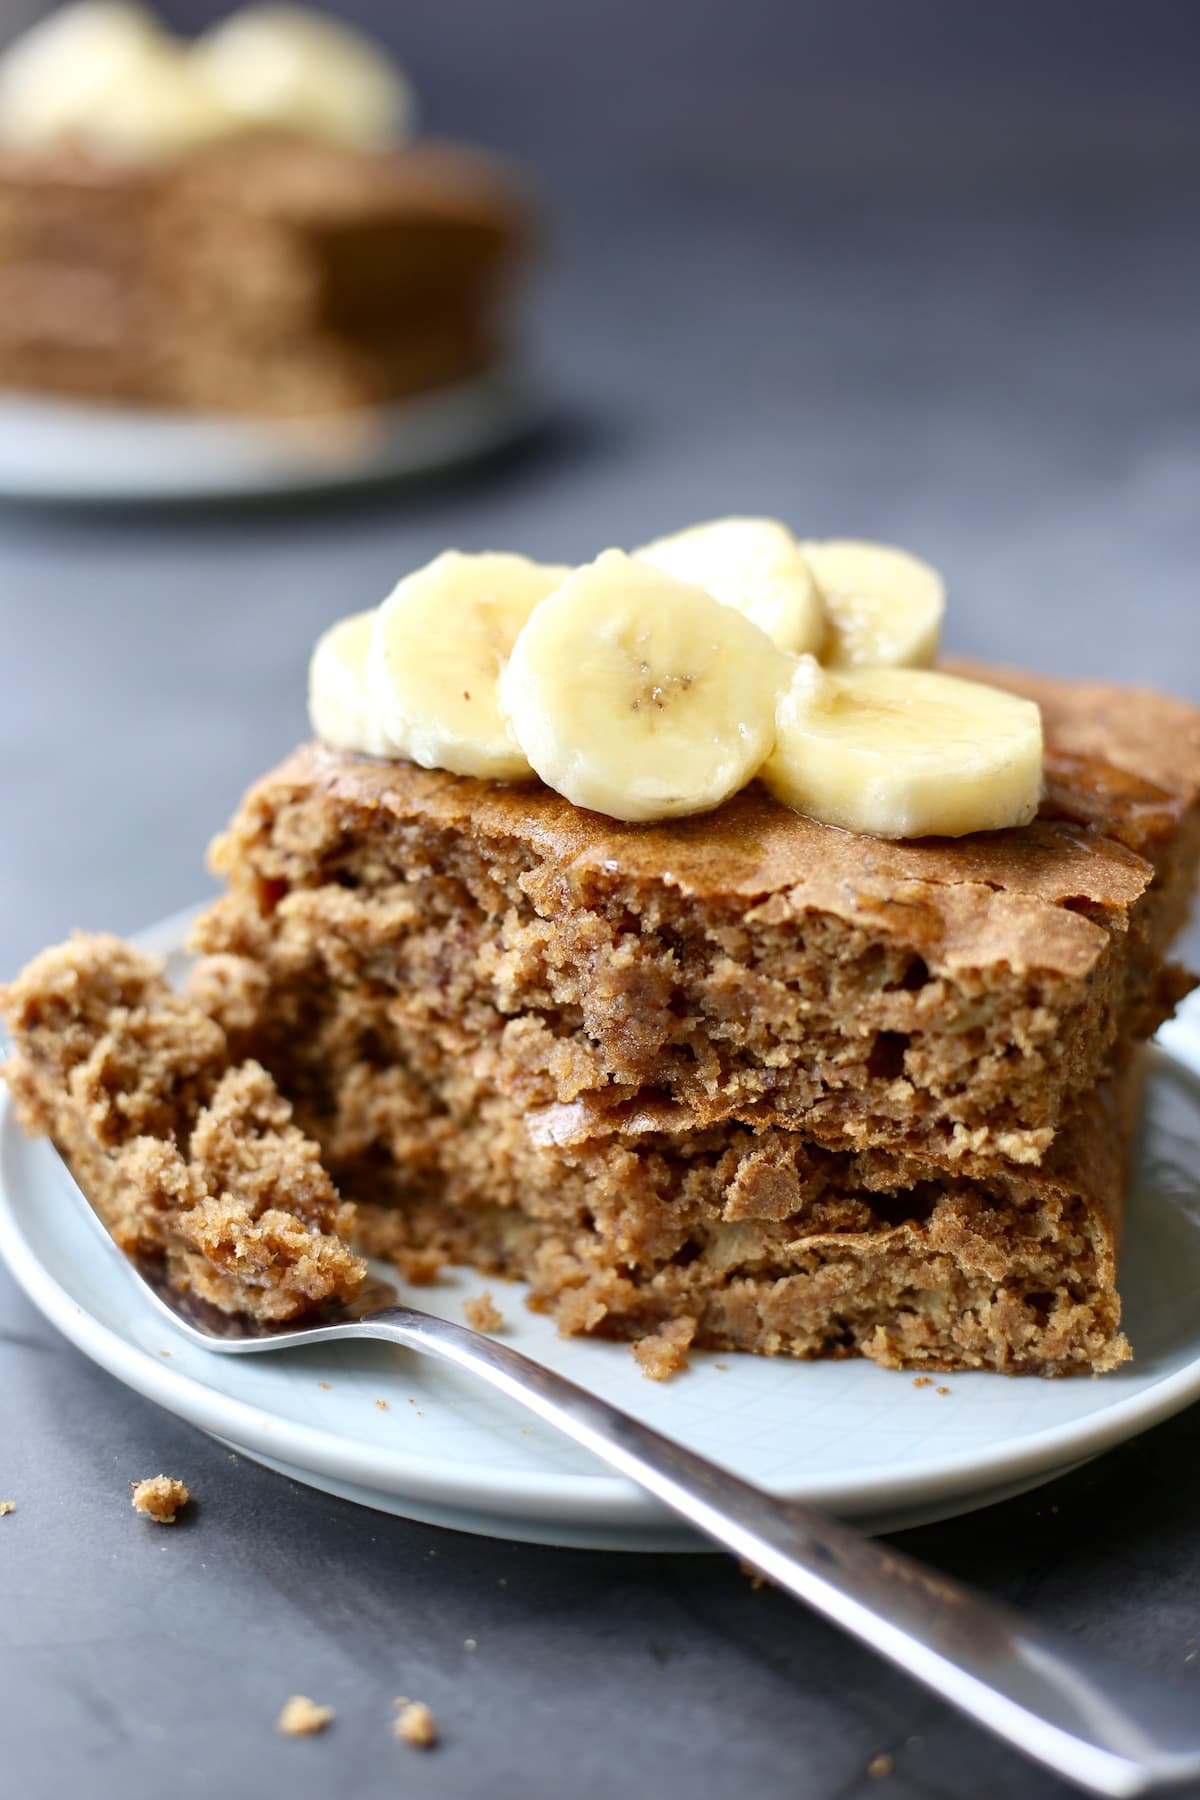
[463,1291,504,1333]
[632,1316,696,1381]
[394,1247,444,1286]
[130,1475,190,1523]
[868,1753,894,1778]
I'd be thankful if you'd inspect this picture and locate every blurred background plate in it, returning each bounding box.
[0,360,542,503]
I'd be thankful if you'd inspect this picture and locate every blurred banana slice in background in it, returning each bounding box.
[193,3,414,150]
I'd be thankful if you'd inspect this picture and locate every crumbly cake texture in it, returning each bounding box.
[130,1474,190,1523]
[0,936,365,1322]
[0,138,530,415]
[182,663,1200,1375]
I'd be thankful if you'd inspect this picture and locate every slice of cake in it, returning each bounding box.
[0,935,364,1320]
[178,658,1200,1373]
[0,8,532,416]
[5,532,1198,1373]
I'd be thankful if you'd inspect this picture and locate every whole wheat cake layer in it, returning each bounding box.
[188,942,1141,1373]
[0,138,531,414]
[0,931,1139,1374]
[0,936,365,1321]
[195,662,1200,1169]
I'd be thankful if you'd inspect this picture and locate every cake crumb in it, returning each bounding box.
[912,1376,933,1389]
[130,1475,190,1523]
[0,1501,14,1516]
[867,1752,894,1778]
[278,1696,334,1737]
[394,1247,444,1286]
[739,1559,769,1592]
[463,1291,504,1333]
[318,1381,331,1390]
[375,1399,389,1410]
[936,1385,950,1396]
[394,1700,437,1748]
[714,1362,729,1371]
[632,1317,696,1381]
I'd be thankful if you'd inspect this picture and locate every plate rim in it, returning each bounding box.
[2,904,1200,1532]
[0,360,542,504]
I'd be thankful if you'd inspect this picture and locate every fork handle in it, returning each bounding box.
[349,1305,1200,1798]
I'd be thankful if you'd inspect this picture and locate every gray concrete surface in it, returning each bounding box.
[2,109,1199,1800]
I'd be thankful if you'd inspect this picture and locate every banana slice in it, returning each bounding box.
[800,539,944,669]
[635,517,825,654]
[764,658,1043,838]
[0,3,164,151]
[367,551,571,780]
[499,549,786,822]
[308,609,390,756]
[193,4,414,150]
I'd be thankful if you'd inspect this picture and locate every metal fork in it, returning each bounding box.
[46,1142,1200,1798]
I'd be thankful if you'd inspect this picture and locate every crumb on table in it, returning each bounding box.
[0,1501,14,1516]
[463,1291,504,1333]
[394,1699,437,1748]
[867,1752,894,1778]
[375,1399,389,1410]
[278,1696,334,1737]
[130,1475,190,1523]
[632,1317,696,1381]
[936,1385,950,1396]
[912,1376,933,1389]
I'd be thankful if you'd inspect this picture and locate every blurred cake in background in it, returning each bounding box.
[0,3,534,416]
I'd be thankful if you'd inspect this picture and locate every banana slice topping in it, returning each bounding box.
[308,609,389,756]
[367,551,571,780]
[764,658,1043,838]
[499,550,787,822]
[801,539,945,669]
[635,517,825,654]
[308,529,1044,840]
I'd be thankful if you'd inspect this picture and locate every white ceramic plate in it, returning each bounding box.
[0,363,540,504]
[2,906,1199,1551]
